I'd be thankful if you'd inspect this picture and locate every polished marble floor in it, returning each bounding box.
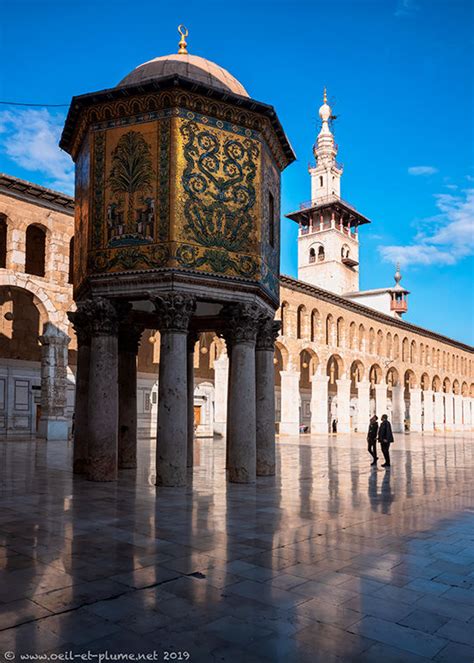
[0,432,473,662]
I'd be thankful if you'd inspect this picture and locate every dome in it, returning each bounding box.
[117,53,249,97]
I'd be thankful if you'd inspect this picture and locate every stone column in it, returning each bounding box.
[433,392,445,431]
[223,303,261,483]
[423,390,434,433]
[356,380,370,433]
[392,384,405,433]
[280,370,300,435]
[118,322,143,469]
[67,308,91,472]
[38,322,71,441]
[462,397,470,431]
[335,378,351,433]
[374,384,388,419]
[445,392,454,430]
[213,353,229,436]
[453,394,463,431]
[86,298,119,481]
[310,374,329,433]
[187,332,198,469]
[409,388,422,432]
[153,293,196,487]
[255,317,280,476]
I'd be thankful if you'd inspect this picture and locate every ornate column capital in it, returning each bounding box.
[256,317,281,351]
[222,303,264,346]
[118,321,145,354]
[39,321,71,347]
[68,308,92,346]
[76,297,119,337]
[152,293,196,333]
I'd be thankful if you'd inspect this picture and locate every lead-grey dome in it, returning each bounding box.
[117,53,249,97]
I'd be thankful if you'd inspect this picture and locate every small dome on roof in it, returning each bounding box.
[117,53,249,97]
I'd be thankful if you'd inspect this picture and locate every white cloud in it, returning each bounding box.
[379,187,474,267]
[395,0,419,17]
[0,108,73,193]
[408,166,438,176]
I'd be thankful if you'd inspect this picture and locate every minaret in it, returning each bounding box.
[286,90,371,295]
[309,88,343,203]
[390,264,409,317]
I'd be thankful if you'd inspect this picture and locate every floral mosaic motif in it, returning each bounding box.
[175,244,258,277]
[157,118,170,241]
[88,244,170,273]
[106,130,156,246]
[91,131,106,251]
[180,120,259,253]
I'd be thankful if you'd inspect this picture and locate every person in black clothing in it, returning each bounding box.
[367,415,378,465]
[377,414,394,467]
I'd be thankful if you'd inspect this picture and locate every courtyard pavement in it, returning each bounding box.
[0,432,473,662]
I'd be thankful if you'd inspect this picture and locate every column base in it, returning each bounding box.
[38,417,69,441]
[213,422,226,437]
[311,422,329,434]
[279,422,299,436]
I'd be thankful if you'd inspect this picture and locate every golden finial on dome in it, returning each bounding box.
[177,25,189,54]
[323,87,327,104]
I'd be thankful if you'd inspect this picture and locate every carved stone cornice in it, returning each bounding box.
[256,318,281,351]
[152,293,196,333]
[118,321,145,354]
[222,303,264,345]
[77,297,119,337]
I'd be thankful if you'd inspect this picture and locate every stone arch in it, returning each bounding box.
[310,308,320,342]
[470,383,474,397]
[327,354,344,386]
[453,379,460,395]
[25,223,48,277]
[402,337,409,362]
[358,324,366,352]
[0,285,44,361]
[443,377,451,393]
[369,363,382,385]
[350,360,365,391]
[404,369,417,391]
[280,301,289,336]
[432,375,441,392]
[0,213,7,268]
[275,341,289,372]
[325,314,335,345]
[393,333,400,360]
[336,316,345,347]
[386,366,400,387]
[420,343,425,365]
[348,321,357,350]
[410,340,417,364]
[376,329,384,356]
[299,347,319,388]
[0,273,58,327]
[386,332,392,359]
[461,381,468,396]
[368,327,375,354]
[297,304,307,340]
[420,372,430,390]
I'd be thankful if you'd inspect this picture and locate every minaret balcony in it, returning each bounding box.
[391,299,408,313]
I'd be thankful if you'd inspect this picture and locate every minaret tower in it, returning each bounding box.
[286,90,371,295]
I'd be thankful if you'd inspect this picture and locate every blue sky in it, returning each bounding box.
[0,0,473,343]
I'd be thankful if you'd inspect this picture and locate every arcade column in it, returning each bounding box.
[223,303,261,483]
[374,384,388,419]
[310,374,329,434]
[335,378,351,433]
[433,391,445,431]
[423,390,434,433]
[409,388,423,432]
[444,392,454,429]
[280,370,300,436]
[38,322,71,441]
[85,297,119,481]
[213,352,229,436]
[67,308,91,472]
[356,380,370,433]
[391,384,405,433]
[255,317,280,476]
[187,332,199,469]
[118,321,144,469]
[153,293,195,486]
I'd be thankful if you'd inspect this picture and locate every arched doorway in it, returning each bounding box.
[350,360,364,431]
[327,354,344,433]
[299,348,319,432]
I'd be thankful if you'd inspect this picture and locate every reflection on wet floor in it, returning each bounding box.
[0,432,473,662]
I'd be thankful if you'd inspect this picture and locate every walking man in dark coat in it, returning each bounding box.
[367,415,378,466]
[378,414,394,467]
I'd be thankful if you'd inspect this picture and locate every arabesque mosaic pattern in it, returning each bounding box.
[80,108,279,300]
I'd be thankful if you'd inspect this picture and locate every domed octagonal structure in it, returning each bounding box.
[61,31,295,488]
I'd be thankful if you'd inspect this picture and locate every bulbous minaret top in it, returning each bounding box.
[313,87,338,165]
